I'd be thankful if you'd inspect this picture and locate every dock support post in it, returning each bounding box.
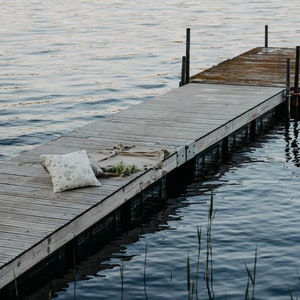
[166,159,195,197]
[222,137,228,163]
[294,46,300,94]
[294,46,299,94]
[286,58,291,116]
[265,25,268,48]
[186,28,190,84]
[292,46,300,107]
[120,201,131,230]
[250,120,256,140]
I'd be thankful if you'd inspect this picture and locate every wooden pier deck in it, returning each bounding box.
[191,47,296,87]
[0,46,292,292]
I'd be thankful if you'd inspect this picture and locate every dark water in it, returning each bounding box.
[2,1,300,299]
[18,118,299,300]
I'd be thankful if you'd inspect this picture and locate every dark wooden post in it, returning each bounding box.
[179,56,187,87]
[294,46,300,94]
[286,58,291,116]
[265,25,268,48]
[250,120,257,140]
[286,58,291,97]
[186,28,190,84]
[222,137,228,163]
[291,46,300,107]
[120,201,131,230]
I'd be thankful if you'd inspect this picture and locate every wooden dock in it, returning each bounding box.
[191,47,296,87]
[0,46,293,294]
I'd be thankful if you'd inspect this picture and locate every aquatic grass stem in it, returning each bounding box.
[288,272,300,299]
[187,254,191,300]
[195,226,202,299]
[186,253,196,300]
[288,288,296,300]
[206,191,216,300]
[244,246,258,300]
[187,226,202,300]
[144,243,148,300]
[120,259,124,300]
[74,251,77,299]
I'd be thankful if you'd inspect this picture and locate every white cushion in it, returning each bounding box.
[40,150,101,193]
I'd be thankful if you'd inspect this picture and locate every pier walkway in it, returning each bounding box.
[0,47,292,291]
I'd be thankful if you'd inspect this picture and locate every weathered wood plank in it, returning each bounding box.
[0,194,91,211]
[0,211,67,227]
[191,47,295,86]
[0,223,50,238]
[0,203,78,220]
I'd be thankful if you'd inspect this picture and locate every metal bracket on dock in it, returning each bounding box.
[186,141,195,161]
[176,146,186,166]
[176,141,195,166]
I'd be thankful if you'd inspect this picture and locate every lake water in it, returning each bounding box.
[2,0,300,299]
[43,119,300,300]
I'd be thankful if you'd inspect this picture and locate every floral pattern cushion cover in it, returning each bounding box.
[40,150,101,193]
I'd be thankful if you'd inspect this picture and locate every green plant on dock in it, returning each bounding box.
[104,161,140,177]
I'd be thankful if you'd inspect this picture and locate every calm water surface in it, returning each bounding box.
[1,0,300,159]
[2,0,300,299]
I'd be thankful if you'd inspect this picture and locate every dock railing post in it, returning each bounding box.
[179,56,187,87]
[265,25,268,48]
[286,58,291,116]
[294,46,300,93]
[186,28,190,84]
